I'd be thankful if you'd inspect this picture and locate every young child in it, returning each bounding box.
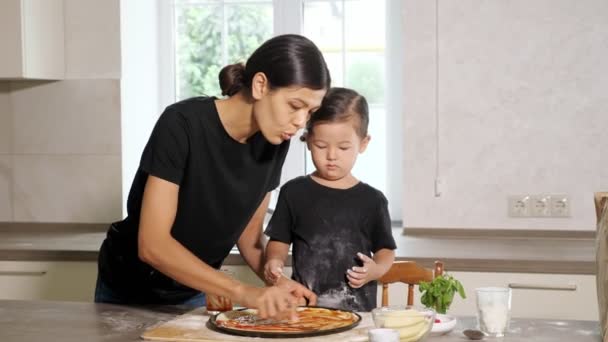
[263,87,396,312]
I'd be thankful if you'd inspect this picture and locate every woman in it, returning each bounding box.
[96,34,331,319]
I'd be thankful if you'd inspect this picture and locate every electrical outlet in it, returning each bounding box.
[551,195,570,217]
[508,195,531,217]
[530,195,552,217]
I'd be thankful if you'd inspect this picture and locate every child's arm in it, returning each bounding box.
[370,248,396,279]
[347,249,396,288]
[266,240,318,306]
[264,240,290,284]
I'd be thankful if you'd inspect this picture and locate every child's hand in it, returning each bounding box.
[346,252,378,288]
[264,258,285,285]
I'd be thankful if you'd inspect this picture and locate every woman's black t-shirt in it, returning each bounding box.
[98,97,289,304]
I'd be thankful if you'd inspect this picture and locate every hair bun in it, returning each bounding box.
[219,63,246,96]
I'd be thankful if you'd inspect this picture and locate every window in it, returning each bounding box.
[301,0,387,193]
[174,0,274,99]
[167,0,403,222]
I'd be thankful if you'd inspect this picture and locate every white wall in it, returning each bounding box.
[0,0,167,222]
[403,0,608,230]
[10,80,121,222]
[64,0,121,79]
[0,0,122,223]
[120,0,164,216]
[2,0,605,229]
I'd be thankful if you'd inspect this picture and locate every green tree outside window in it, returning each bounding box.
[175,4,272,99]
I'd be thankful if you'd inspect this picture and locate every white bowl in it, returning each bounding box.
[371,306,435,342]
[430,313,457,336]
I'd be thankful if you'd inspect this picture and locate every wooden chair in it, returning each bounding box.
[595,192,608,223]
[378,260,444,306]
[595,192,608,339]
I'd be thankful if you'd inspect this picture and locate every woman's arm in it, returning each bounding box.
[138,175,247,298]
[137,175,297,318]
[237,194,317,305]
[236,193,271,283]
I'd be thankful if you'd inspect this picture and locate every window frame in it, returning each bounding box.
[157,0,403,224]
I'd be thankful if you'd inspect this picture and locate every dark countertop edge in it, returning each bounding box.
[5,252,594,275]
[0,223,596,275]
[0,222,596,238]
[230,255,596,275]
[403,257,595,275]
[403,227,596,239]
[0,250,100,262]
[0,222,108,232]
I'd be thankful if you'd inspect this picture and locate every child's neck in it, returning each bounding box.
[310,172,359,190]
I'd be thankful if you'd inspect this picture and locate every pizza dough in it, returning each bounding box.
[214,307,360,334]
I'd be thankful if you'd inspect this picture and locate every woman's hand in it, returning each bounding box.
[275,276,317,306]
[346,252,379,288]
[236,284,301,320]
[263,258,285,285]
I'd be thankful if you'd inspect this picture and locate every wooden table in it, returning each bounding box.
[0,300,600,342]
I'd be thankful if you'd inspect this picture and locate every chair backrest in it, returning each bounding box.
[596,192,608,223]
[594,192,608,340]
[378,260,444,306]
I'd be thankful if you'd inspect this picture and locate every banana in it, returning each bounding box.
[382,315,425,328]
[396,321,428,339]
[379,310,425,328]
[384,309,423,317]
[373,309,431,341]
[400,322,431,342]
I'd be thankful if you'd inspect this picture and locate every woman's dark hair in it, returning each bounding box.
[219,34,331,97]
[304,87,369,139]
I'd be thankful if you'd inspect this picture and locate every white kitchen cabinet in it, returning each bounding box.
[385,271,598,321]
[228,266,598,321]
[0,261,97,301]
[0,0,64,79]
[216,266,599,321]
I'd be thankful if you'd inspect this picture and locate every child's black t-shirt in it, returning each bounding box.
[98,96,289,304]
[265,176,397,312]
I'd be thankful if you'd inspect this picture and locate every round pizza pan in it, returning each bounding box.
[207,306,362,338]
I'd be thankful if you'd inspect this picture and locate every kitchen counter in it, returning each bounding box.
[396,228,595,274]
[0,223,106,261]
[0,300,185,342]
[0,223,595,274]
[0,300,600,342]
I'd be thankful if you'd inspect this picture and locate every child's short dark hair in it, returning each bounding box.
[305,87,369,139]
